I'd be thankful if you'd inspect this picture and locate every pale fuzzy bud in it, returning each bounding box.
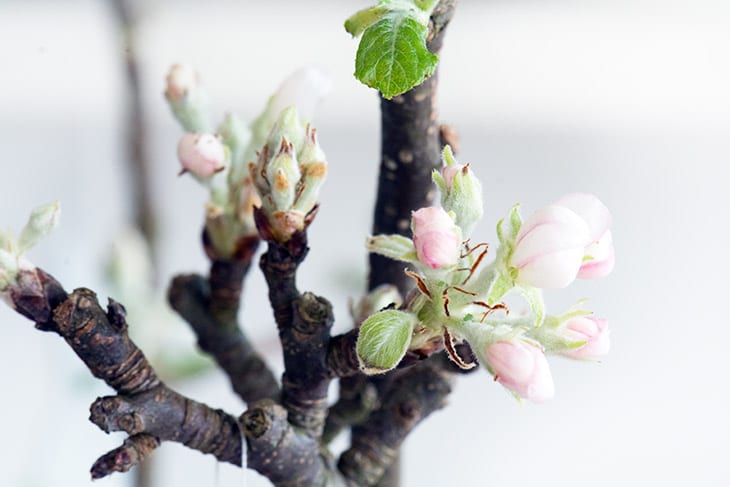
[510,205,592,289]
[485,340,555,403]
[165,64,199,102]
[553,193,614,279]
[435,146,483,237]
[293,126,327,214]
[266,139,301,211]
[560,316,610,360]
[269,66,332,123]
[18,201,61,253]
[411,207,461,269]
[250,106,328,242]
[177,133,226,178]
[351,284,403,326]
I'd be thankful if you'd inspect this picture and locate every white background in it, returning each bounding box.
[1,0,728,486]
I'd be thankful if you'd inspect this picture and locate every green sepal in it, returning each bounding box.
[486,271,514,307]
[357,309,417,374]
[517,285,545,328]
[496,204,522,247]
[366,234,418,264]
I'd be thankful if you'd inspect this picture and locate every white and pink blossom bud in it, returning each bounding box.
[560,316,610,360]
[165,64,199,102]
[177,133,226,179]
[553,193,614,279]
[510,205,592,289]
[485,340,555,403]
[411,207,461,269]
[269,66,332,122]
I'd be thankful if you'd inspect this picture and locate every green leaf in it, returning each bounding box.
[354,11,438,99]
[486,272,514,306]
[357,309,417,374]
[345,6,389,37]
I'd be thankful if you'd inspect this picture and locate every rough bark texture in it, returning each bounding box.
[338,360,453,485]
[369,0,458,297]
[168,237,280,405]
[8,268,245,478]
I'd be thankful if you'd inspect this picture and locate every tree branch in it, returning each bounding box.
[8,268,245,478]
[338,360,453,486]
[259,234,336,439]
[168,235,280,405]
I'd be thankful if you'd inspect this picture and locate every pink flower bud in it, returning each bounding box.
[561,316,610,360]
[411,207,460,269]
[485,340,555,403]
[441,163,466,188]
[165,64,199,102]
[511,205,592,289]
[553,193,614,279]
[177,133,226,178]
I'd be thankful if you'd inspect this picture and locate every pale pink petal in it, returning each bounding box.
[554,193,612,241]
[562,317,610,360]
[578,230,615,279]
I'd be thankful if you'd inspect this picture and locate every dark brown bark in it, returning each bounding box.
[8,268,244,478]
[242,400,337,486]
[259,237,336,439]
[168,238,280,405]
[338,360,453,486]
[368,0,458,296]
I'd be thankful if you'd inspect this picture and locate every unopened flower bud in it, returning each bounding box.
[510,205,592,289]
[433,146,483,237]
[165,64,198,102]
[165,64,210,132]
[411,207,461,269]
[351,284,403,326]
[553,193,614,279]
[269,66,332,123]
[560,316,610,360]
[177,133,226,179]
[485,340,555,403]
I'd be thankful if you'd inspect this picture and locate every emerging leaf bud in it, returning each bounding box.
[411,207,461,269]
[356,309,417,374]
[433,146,483,237]
[510,205,592,289]
[560,316,610,360]
[18,201,61,253]
[485,340,555,403]
[177,133,226,179]
[553,193,614,279]
[249,107,327,242]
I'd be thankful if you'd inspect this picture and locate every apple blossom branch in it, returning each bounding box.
[168,234,280,404]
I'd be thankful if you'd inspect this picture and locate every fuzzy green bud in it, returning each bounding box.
[432,145,484,237]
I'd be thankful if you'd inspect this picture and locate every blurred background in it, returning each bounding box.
[1,0,728,486]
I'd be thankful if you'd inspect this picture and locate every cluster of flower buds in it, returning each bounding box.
[248,106,328,243]
[164,64,331,256]
[0,202,60,304]
[360,146,614,402]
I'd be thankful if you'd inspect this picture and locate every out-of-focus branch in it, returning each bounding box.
[168,235,280,404]
[338,360,453,486]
